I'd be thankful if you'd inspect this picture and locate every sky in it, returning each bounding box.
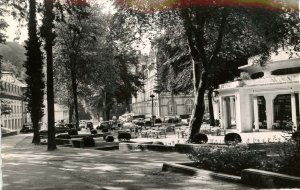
[3,0,151,54]
[5,15,28,43]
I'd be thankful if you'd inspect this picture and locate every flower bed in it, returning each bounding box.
[187,142,300,177]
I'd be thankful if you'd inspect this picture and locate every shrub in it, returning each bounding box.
[192,133,208,144]
[224,133,242,144]
[91,129,97,135]
[105,135,114,142]
[82,137,95,147]
[144,121,152,127]
[56,134,71,139]
[68,129,78,135]
[187,142,300,177]
[292,131,300,140]
[153,141,164,145]
[155,118,162,124]
[118,132,131,141]
[187,145,263,176]
[168,118,174,123]
[102,128,109,133]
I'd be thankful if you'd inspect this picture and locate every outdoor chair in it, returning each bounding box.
[159,128,167,138]
[140,130,148,138]
[148,131,156,139]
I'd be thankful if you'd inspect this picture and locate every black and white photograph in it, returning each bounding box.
[1,0,300,189]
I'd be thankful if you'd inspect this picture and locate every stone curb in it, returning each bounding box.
[2,130,18,138]
[119,143,175,152]
[162,162,242,183]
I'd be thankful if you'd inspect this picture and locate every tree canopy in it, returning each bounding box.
[113,1,300,141]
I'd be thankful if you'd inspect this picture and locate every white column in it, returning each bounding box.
[157,94,161,117]
[291,93,297,131]
[214,100,220,120]
[265,94,275,130]
[235,94,241,132]
[230,96,235,124]
[253,96,259,132]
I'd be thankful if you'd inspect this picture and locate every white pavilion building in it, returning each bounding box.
[215,51,300,132]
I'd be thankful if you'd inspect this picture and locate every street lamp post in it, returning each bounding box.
[150,94,155,127]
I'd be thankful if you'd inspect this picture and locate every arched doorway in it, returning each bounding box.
[274,94,292,123]
[273,94,299,130]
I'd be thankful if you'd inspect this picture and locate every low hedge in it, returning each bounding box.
[105,135,114,142]
[192,133,208,144]
[90,129,97,135]
[224,133,242,144]
[68,129,78,135]
[82,136,95,147]
[118,132,131,141]
[102,128,109,133]
[187,142,299,176]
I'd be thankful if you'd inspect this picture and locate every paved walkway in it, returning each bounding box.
[1,134,254,190]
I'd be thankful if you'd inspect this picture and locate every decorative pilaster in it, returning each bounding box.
[291,93,297,131]
[223,97,229,129]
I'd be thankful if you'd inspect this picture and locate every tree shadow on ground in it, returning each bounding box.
[2,136,248,190]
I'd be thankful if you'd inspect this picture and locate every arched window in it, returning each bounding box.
[185,99,194,114]
[167,100,177,115]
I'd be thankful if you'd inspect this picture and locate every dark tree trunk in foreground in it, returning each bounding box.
[25,0,45,145]
[68,101,74,123]
[181,8,228,142]
[70,57,79,130]
[188,71,208,141]
[208,88,215,126]
[102,90,107,121]
[42,0,56,151]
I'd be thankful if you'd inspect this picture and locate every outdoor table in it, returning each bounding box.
[140,130,149,138]
[175,129,187,138]
[150,130,160,138]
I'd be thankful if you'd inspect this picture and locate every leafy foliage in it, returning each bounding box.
[224,133,242,144]
[82,136,95,147]
[187,142,299,176]
[0,42,26,78]
[114,4,300,140]
[192,133,208,144]
[118,132,131,141]
[105,135,114,142]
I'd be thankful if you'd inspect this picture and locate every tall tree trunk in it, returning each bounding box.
[171,90,175,116]
[189,70,208,142]
[31,116,40,144]
[208,88,215,126]
[106,109,110,121]
[68,101,74,123]
[181,8,228,142]
[43,0,56,151]
[27,0,43,145]
[70,61,79,130]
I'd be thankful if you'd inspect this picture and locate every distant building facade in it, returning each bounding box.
[42,102,69,125]
[0,72,28,131]
[131,45,207,118]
